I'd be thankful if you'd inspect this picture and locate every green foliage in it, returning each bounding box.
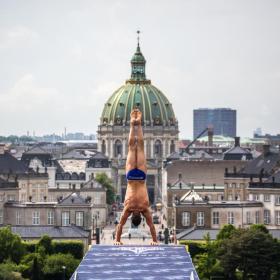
[195,233,222,280]
[36,235,53,255]
[216,226,278,280]
[250,223,269,234]
[95,172,116,205]
[216,224,237,241]
[0,232,82,280]
[53,240,84,259]
[23,242,36,253]
[0,227,26,264]
[179,240,206,258]
[19,252,44,280]
[0,262,24,280]
[42,253,79,280]
[189,225,280,280]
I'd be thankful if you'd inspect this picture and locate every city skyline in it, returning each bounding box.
[1,0,280,138]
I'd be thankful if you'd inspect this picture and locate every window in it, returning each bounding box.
[246,211,251,224]
[227,212,234,224]
[7,195,15,201]
[253,194,259,201]
[114,140,122,157]
[16,211,21,225]
[0,209,3,224]
[255,211,260,224]
[32,211,40,225]
[48,211,54,225]
[94,193,101,204]
[228,195,233,201]
[264,210,271,225]
[20,193,26,202]
[182,212,190,226]
[232,183,236,188]
[212,212,219,225]
[275,211,280,225]
[275,195,280,205]
[154,140,162,157]
[197,212,204,226]
[264,194,271,202]
[62,212,70,226]
[76,212,84,227]
[0,194,4,202]
[101,140,106,155]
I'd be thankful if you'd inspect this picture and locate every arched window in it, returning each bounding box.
[101,140,106,155]
[170,140,175,154]
[154,140,162,157]
[114,139,122,158]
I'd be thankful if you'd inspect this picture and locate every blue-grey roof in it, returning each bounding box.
[70,245,199,280]
[0,152,28,174]
[58,193,89,206]
[177,228,280,241]
[177,229,220,240]
[6,225,89,239]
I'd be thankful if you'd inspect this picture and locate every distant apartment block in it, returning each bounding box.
[193,108,236,139]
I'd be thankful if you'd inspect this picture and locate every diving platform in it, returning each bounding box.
[71,245,199,280]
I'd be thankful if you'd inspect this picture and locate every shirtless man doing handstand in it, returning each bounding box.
[114,109,158,245]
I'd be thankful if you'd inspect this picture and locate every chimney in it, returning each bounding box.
[234,137,240,147]
[0,144,5,155]
[263,144,270,157]
[207,125,213,147]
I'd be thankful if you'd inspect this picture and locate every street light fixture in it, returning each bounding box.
[62,265,66,280]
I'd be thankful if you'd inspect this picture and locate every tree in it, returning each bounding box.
[95,173,115,204]
[36,235,53,255]
[216,224,237,241]
[196,233,223,280]
[42,253,79,280]
[0,227,25,264]
[250,224,269,234]
[19,252,44,280]
[217,227,278,280]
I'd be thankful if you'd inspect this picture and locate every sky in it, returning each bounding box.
[0,0,280,139]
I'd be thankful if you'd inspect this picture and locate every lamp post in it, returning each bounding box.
[92,212,100,243]
[62,266,66,280]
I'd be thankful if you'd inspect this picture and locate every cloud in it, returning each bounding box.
[0,25,38,49]
[0,74,59,115]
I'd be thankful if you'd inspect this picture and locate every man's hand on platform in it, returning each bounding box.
[114,241,123,245]
[150,241,159,246]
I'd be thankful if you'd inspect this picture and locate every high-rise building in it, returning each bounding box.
[193,108,236,139]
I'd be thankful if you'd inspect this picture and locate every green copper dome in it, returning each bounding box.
[100,43,177,127]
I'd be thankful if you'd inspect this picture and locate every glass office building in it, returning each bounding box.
[193,108,236,139]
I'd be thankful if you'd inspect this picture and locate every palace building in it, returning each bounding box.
[98,40,179,161]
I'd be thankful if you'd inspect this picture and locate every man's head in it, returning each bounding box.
[131,212,142,227]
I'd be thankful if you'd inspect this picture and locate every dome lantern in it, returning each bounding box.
[130,31,147,82]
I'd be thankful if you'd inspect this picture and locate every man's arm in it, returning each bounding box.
[142,208,158,245]
[114,207,131,245]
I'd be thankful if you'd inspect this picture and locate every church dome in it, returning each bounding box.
[100,42,177,127]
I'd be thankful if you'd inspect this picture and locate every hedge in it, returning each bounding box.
[179,240,206,258]
[23,241,37,253]
[23,240,84,259]
[53,241,84,259]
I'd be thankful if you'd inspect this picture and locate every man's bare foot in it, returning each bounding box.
[114,241,123,245]
[150,241,159,246]
[130,109,140,126]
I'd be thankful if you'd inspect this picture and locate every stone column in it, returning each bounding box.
[150,139,154,159]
